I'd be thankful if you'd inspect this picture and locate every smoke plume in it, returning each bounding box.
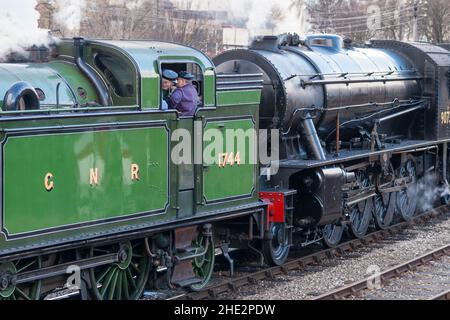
[245,0,309,36]
[53,0,86,33]
[192,0,309,37]
[0,0,50,60]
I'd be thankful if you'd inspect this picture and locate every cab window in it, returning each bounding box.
[160,62,203,110]
[94,52,136,98]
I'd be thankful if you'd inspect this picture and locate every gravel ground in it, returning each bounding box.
[351,256,450,300]
[234,215,450,300]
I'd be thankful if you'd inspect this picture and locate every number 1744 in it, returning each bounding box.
[218,152,241,168]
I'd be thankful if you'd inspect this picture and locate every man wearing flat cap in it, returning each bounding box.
[161,69,178,110]
[168,71,199,116]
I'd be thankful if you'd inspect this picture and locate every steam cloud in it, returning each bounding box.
[193,0,309,36]
[53,0,86,33]
[245,0,308,36]
[0,0,50,60]
[407,173,449,212]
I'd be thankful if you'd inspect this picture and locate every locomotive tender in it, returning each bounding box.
[0,34,449,299]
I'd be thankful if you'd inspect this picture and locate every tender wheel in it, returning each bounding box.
[322,223,344,248]
[396,159,418,221]
[0,256,42,300]
[89,240,150,300]
[349,171,373,238]
[189,233,215,291]
[262,222,291,266]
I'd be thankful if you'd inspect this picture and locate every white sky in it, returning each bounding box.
[178,0,309,35]
[1,0,41,29]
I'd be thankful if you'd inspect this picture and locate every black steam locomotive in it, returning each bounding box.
[214,34,450,265]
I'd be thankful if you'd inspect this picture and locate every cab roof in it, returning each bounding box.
[58,38,215,75]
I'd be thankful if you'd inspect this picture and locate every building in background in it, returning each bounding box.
[221,27,250,50]
[36,0,54,31]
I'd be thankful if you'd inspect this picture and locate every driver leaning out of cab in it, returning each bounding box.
[168,71,199,117]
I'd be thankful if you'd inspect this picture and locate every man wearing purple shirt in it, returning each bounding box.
[168,71,199,117]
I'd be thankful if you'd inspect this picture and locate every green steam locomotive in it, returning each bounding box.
[0,38,268,299]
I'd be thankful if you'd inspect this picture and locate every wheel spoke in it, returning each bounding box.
[89,241,150,300]
[197,267,205,278]
[99,268,117,297]
[115,272,123,300]
[349,171,372,238]
[16,260,36,273]
[15,287,31,300]
[1,257,42,301]
[126,268,137,291]
[122,272,130,300]
[130,262,141,275]
[97,266,112,283]
[397,159,418,221]
[189,232,215,291]
[107,271,119,300]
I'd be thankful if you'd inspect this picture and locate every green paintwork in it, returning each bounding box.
[202,118,256,202]
[0,64,75,108]
[0,40,216,112]
[217,90,262,107]
[0,39,264,261]
[203,69,216,107]
[85,44,139,107]
[89,41,214,71]
[141,72,160,109]
[3,126,168,235]
[59,40,216,110]
[0,61,98,109]
[46,61,98,105]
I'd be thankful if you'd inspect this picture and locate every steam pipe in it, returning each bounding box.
[73,37,112,106]
[376,103,427,123]
[298,113,326,161]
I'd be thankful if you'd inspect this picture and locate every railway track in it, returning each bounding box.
[431,290,450,300]
[312,244,450,300]
[169,205,450,300]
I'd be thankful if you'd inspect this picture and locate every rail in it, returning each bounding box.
[312,244,450,300]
